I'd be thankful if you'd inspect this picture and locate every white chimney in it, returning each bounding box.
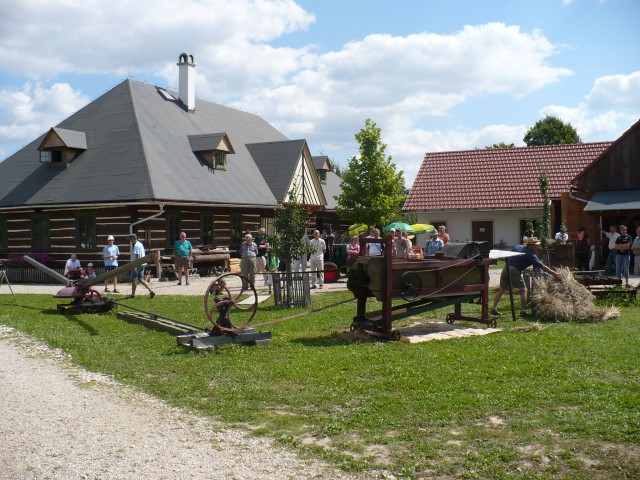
[177,53,196,111]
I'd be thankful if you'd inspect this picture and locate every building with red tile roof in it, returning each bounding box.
[404,142,611,247]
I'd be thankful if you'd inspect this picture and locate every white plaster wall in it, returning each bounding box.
[416,209,540,248]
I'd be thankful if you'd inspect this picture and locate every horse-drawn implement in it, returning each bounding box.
[347,236,496,340]
[23,253,155,314]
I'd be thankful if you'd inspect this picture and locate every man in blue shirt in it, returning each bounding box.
[490,237,560,317]
[424,230,444,255]
[128,233,156,299]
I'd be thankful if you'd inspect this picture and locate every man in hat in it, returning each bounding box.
[425,229,444,255]
[128,233,155,299]
[102,235,120,292]
[490,237,561,317]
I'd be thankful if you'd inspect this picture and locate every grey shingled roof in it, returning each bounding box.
[247,140,306,202]
[0,79,289,207]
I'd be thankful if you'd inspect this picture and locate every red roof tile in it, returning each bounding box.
[404,142,612,211]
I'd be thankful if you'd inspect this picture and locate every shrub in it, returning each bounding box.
[6,252,56,268]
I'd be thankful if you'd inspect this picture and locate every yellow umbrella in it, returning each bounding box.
[411,223,435,234]
[348,223,368,236]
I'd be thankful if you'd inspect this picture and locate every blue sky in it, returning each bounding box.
[0,0,638,187]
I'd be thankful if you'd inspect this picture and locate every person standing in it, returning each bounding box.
[254,228,268,283]
[240,233,258,287]
[574,227,591,271]
[602,225,620,275]
[102,235,120,292]
[437,225,450,245]
[425,229,444,255]
[632,226,640,275]
[490,237,561,317]
[394,229,409,259]
[309,230,326,289]
[128,233,155,299]
[173,232,193,286]
[367,228,384,256]
[64,254,82,280]
[614,225,632,287]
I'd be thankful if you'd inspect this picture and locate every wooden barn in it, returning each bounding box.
[0,53,331,270]
[564,118,640,265]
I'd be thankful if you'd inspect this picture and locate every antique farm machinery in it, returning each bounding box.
[23,253,155,314]
[347,236,496,340]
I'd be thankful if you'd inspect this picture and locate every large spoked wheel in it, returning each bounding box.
[400,272,422,301]
[81,288,103,314]
[204,273,258,333]
[446,313,456,325]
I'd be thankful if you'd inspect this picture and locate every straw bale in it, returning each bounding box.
[531,268,620,323]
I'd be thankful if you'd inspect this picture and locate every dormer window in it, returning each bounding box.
[40,150,63,163]
[188,132,234,172]
[215,152,227,169]
[38,127,87,167]
[318,170,327,183]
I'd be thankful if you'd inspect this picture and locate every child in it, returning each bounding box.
[83,263,97,280]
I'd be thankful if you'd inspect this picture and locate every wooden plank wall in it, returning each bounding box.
[574,126,640,191]
[1,206,274,268]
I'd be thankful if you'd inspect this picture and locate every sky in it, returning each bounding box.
[0,0,638,188]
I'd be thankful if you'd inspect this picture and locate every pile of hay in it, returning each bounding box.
[531,268,619,323]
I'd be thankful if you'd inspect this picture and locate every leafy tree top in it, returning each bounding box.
[523,115,581,146]
[485,142,515,149]
[335,118,406,228]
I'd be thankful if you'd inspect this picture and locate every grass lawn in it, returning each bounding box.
[0,289,638,479]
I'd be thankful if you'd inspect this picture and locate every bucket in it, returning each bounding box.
[324,262,339,283]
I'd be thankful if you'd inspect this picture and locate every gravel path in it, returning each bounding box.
[2,269,636,479]
[0,325,366,480]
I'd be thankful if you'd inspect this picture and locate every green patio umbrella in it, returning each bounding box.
[384,222,415,234]
[410,223,435,234]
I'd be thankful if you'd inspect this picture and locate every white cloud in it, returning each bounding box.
[0,82,89,146]
[585,71,640,111]
[3,1,626,189]
[0,0,314,79]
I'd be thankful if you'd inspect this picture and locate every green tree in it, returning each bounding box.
[267,188,312,271]
[335,118,406,228]
[485,142,515,149]
[329,158,345,177]
[523,115,581,146]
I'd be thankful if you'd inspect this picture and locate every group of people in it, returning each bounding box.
[602,224,640,287]
[63,233,157,299]
[239,228,328,289]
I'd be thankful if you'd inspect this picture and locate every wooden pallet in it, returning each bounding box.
[177,329,271,350]
[116,311,200,335]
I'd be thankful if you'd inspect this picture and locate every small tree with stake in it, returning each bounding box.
[267,187,313,306]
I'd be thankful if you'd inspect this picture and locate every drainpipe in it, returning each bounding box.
[129,203,165,269]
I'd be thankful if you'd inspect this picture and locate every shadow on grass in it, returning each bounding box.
[291,330,388,347]
[62,314,100,336]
